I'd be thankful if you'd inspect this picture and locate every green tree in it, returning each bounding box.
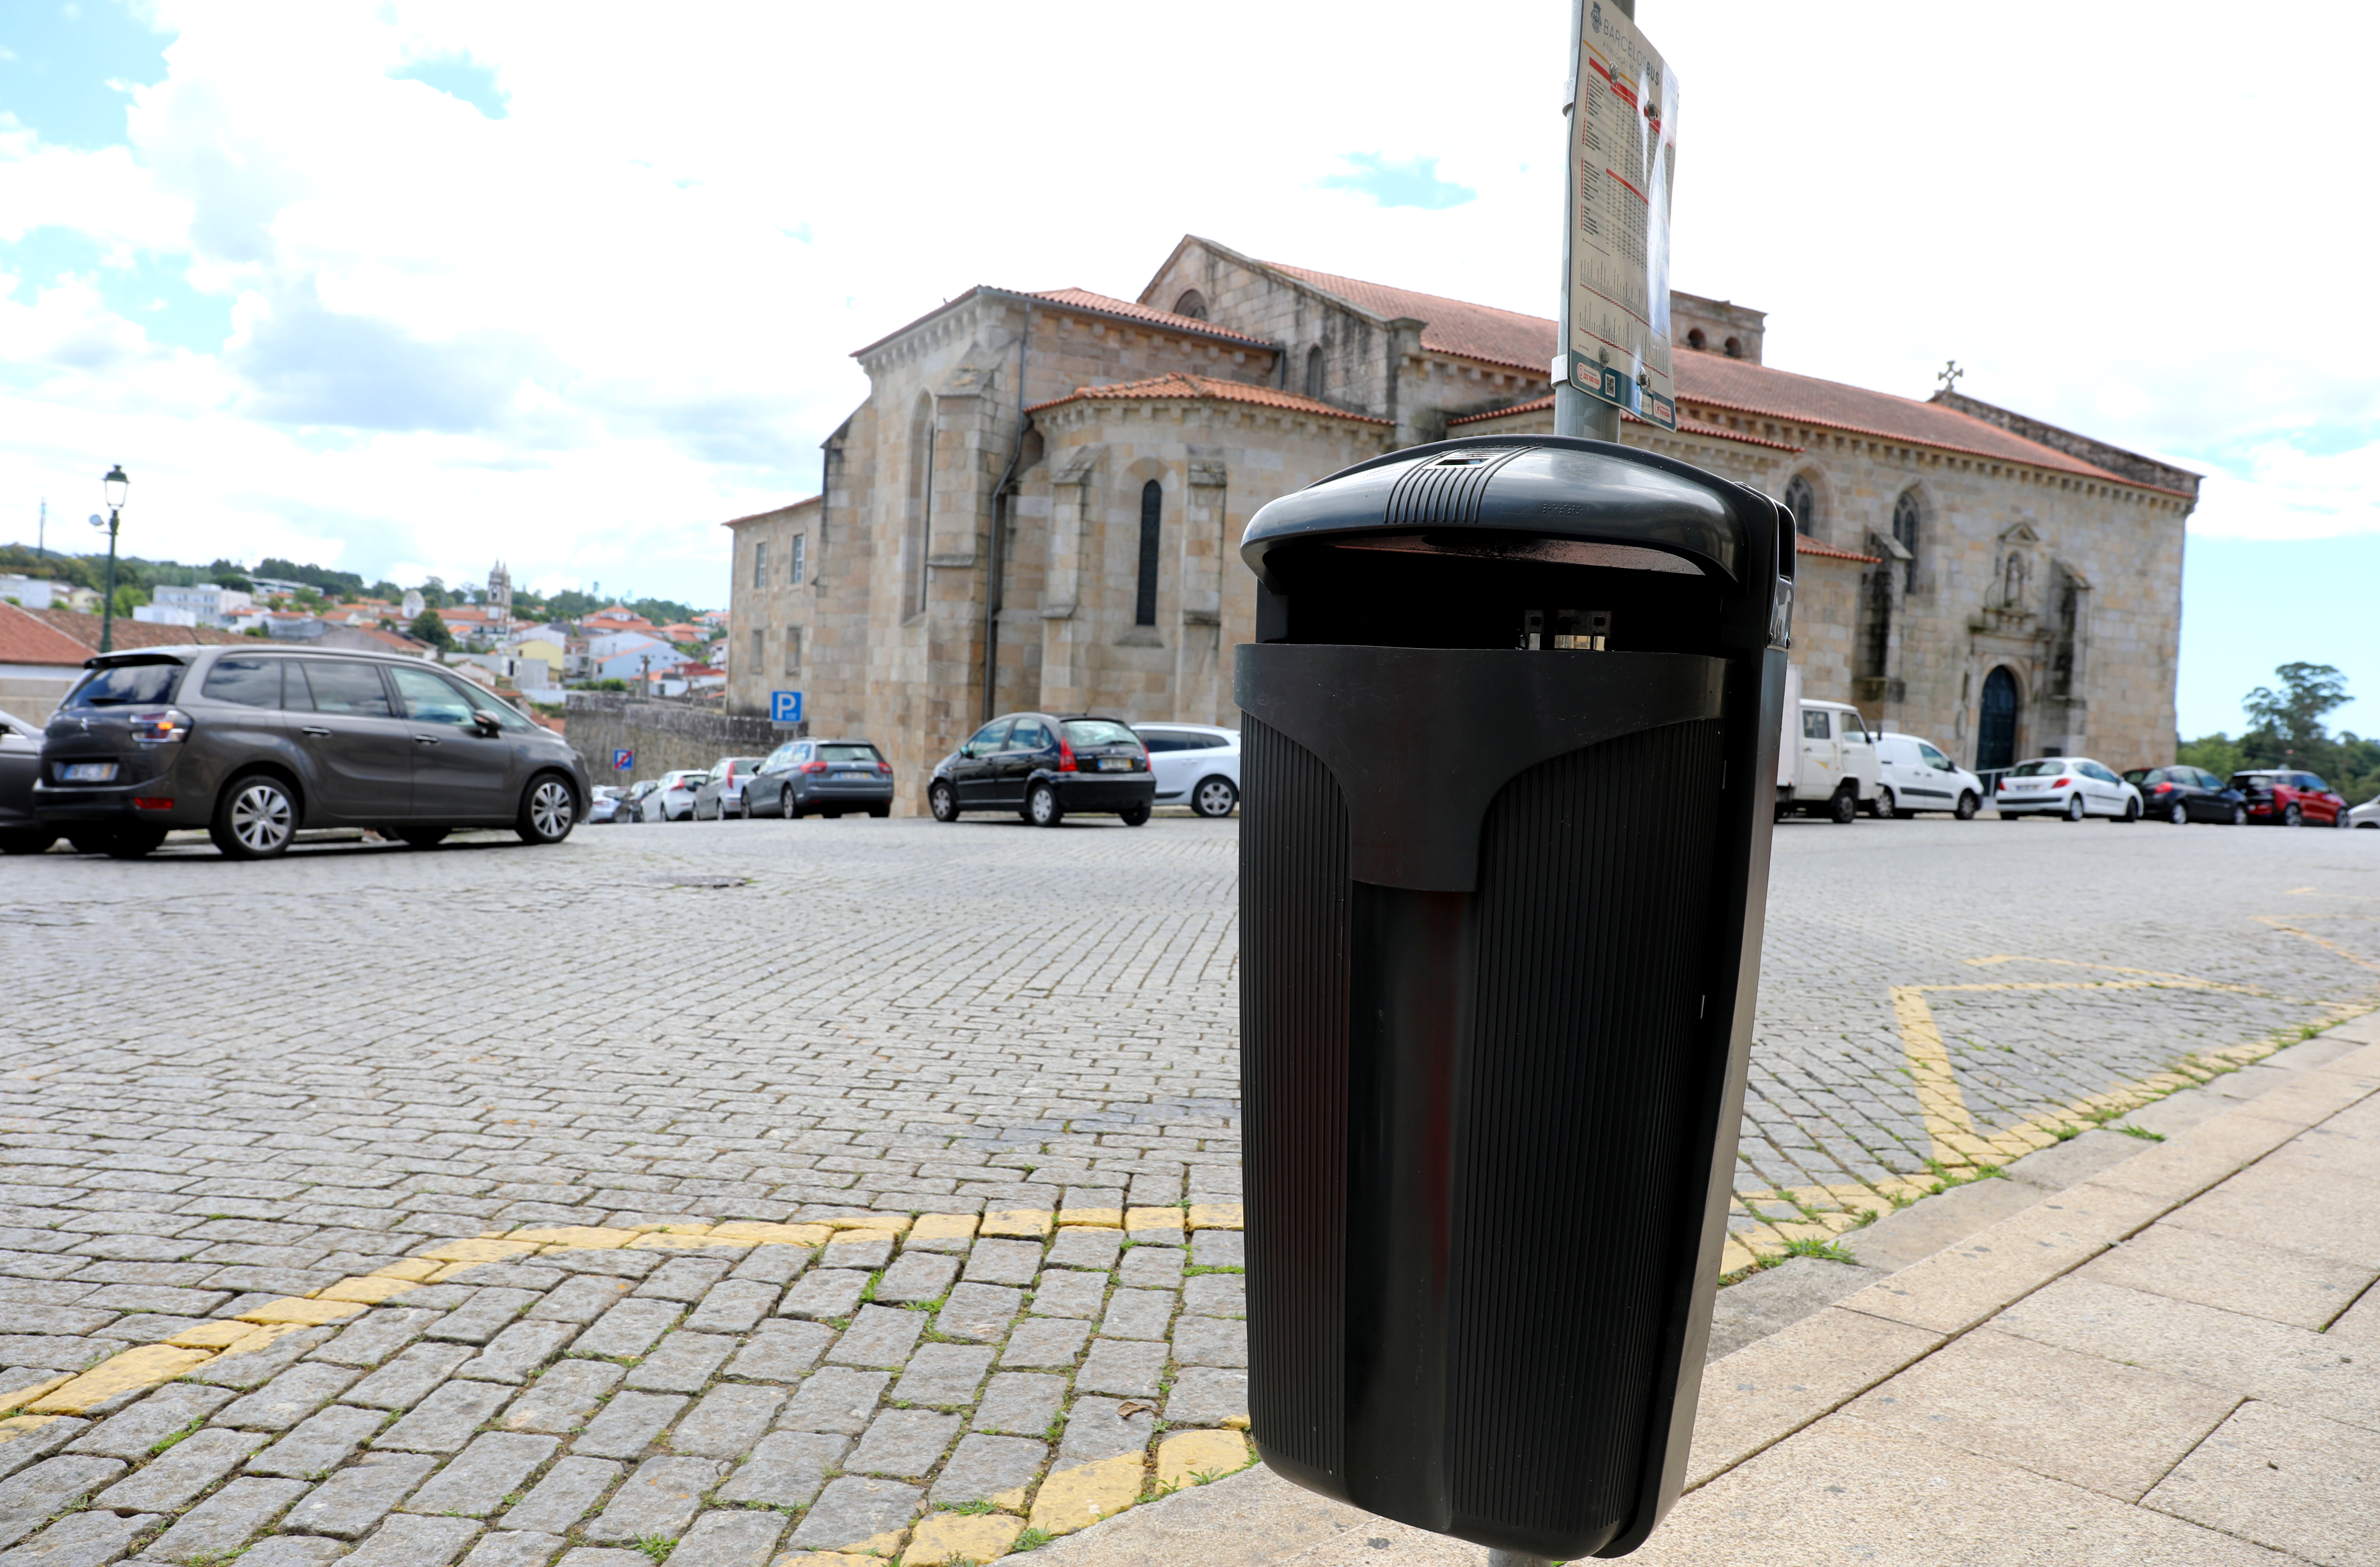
[2243,663,2349,753]
[2176,733,2245,780]
[111,583,149,619]
[409,608,455,650]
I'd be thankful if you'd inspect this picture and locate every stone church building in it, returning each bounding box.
[724,235,2198,804]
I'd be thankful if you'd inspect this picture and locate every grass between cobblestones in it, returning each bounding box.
[1719,1003,2376,1282]
[0,1208,1255,1566]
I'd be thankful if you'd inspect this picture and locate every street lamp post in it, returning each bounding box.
[92,465,129,654]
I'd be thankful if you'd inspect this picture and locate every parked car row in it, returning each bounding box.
[0,645,590,859]
[1774,692,2376,830]
[596,717,1242,831]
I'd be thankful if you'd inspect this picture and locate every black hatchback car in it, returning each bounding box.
[34,646,591,859]
[928,713,1154,826]
[2122,765,2247,826]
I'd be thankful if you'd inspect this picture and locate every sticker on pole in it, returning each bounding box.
[612,749,634,771]
[771,690,804,724]
[1567,0,1678,429]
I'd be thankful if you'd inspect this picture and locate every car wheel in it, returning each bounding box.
[929,781,960,822]
[209,775,300,860]
[396,827,450,849]
[2121,797,2140,822]
[1192,776,1239,818]
[1872,786,1896,819]
[1121,803,1152,826]
[100,826,167,859]
[2285,804,2303,827]
[2169,801,2189,825]
[1954,791,1978,821]
[1028,782,1064,828]
[2231,804,2248,826]
[1829,787,1857,824]
[0,829,58,855]
[516,774,577,845]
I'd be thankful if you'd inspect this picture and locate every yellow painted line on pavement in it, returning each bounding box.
[2253,913,2380,974]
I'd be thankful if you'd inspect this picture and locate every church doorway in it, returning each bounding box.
[1978,666,2020,772]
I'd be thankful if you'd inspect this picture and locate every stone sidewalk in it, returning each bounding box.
[1027,1009,2380,1565]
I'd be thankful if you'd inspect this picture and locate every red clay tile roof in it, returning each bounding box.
[1797,539,1883,564]
[0,603,99,667]
[1266,263,1559,376]
[721,496,821,529]
[1029,289,1270,348]
[6,606,249,657]
[1028,371,1391,425]
[1445,394,1804,453]
[1669,354,2139,485]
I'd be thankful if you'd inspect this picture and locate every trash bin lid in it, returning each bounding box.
[1242,436,1764,589]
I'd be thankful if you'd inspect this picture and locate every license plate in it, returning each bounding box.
[833,771,864,780]
[59,762,118,782]
[1097,757,1132,771]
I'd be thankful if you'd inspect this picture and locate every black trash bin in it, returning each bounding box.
[1236,435,1794,1560]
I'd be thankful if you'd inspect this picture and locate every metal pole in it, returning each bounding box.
[99,509,120,654]
[1556,0,1630,445]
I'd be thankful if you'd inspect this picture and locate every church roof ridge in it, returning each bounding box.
[850,284,1270,361]
[1445,394,1806,453]
[1260,258,1560,376]
[1027,370,1389,425]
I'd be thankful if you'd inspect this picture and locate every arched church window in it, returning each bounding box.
[1893,489,1922,590]
[1724,336,1743,358]
[1783,474,1817,537]
[1305,346,1325,399]
[1686,327,1707,350]
[1173,290,1208,321]
[1136,481,1163,627]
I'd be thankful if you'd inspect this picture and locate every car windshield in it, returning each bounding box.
[819,744,879,762]
[1063,719,1140,746]
[2009,759,2065,777]
[66,662,184,708]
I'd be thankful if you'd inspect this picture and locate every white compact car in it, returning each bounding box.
[1133,723,1241,818]
[1994,756,2143,822]
[649,769,709,822]
[2351,796,2380,829]
[1874,733,1985,820]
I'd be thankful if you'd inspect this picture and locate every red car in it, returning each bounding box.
[2230,769,2351,827]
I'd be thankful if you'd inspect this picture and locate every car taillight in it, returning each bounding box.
[2153,782,2173,793]
[127,708,191,744]
[802,762,827,774]
[2053,777,2071,788]
[1057,738,1077,772]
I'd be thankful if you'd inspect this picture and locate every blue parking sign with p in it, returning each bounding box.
[612,749,633,771]
[771,690,804,723]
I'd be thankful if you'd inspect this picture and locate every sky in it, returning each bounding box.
[2,1,2375,739]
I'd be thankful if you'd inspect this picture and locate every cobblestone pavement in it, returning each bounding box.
[3,813,2377,1566]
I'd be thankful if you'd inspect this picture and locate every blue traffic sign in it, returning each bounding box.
[771,690,804,723]
[612,749,634,771]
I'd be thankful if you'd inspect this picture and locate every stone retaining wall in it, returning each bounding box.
[564,692,788,785]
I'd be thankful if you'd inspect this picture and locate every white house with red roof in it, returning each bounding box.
[723,237,2197,798]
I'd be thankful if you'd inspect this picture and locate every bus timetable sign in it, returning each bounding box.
[1565,0,1679,429]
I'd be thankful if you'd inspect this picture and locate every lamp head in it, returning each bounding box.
[103,465,129,512]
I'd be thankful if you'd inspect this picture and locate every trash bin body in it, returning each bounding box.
[1236,435,1793,1559]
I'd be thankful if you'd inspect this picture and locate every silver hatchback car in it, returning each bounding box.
[33,646,590,859]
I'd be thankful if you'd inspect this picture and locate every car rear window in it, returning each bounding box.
[1063,720,1140,747]
[201,656,285,708]
[2231,773,2275,790]
[2009,759,2064,777]
[66,661,185,708]
[819,744,880,762]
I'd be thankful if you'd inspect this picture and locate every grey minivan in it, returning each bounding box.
[33,646,591,859]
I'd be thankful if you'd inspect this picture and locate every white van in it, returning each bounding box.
[1775,668,1879,823]
[1874,733,1984,820]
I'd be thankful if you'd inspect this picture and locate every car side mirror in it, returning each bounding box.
[470,709,502,735]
